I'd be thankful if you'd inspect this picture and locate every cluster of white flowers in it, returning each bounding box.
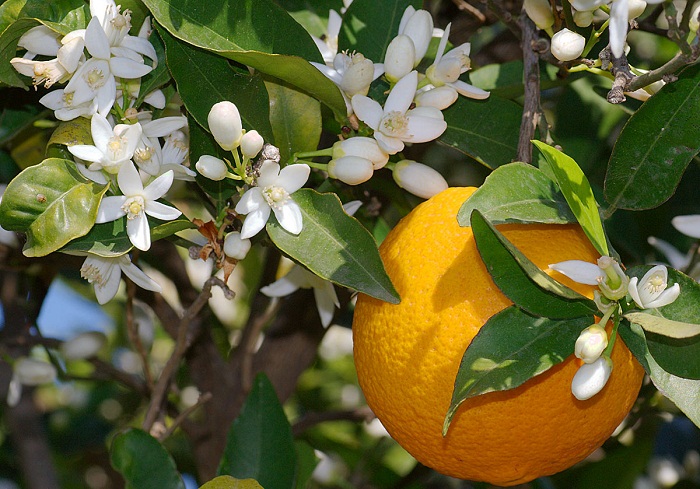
[549,255,680,400]
[10,0,193,305]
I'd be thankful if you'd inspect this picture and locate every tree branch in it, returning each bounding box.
[517,11,542,162]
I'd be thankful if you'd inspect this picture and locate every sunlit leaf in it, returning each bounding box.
[200,476,264,489]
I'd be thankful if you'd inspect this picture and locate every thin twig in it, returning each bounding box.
[451,0,486,23]
[485,0,521,39]
[291,406,376,436]
[241,299,280,393]
[517,12,542,163]
[606,49,634,103]
[125,279,154,389]
[158,392,214,441]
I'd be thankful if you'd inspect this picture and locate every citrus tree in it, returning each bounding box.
[1,0,700,487]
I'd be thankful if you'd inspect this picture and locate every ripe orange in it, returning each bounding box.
[352,187,644,486]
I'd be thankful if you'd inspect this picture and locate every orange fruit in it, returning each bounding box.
[352,187,644,486]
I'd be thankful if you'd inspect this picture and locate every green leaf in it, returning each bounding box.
[47,117,93,149]
[217,373,296,489]
[135,28,171,107]
[60,213,195,257]
[604,63,700,210]
[159,26,273,142]
[0,104,46,146]
[338,0,420,62]
[444,306,590,434]
[470,209,597,318]
[623,266,700,379]
[457,162,576,226]
[266,189,400,304]
[439,95,522,169]
[200,476,264,489]
[624,312,700,339]
[110,428,186,489]
[294,441,319,489]
[619,322,700,428]
[0,158,108,257]
[142,0,346,117]
[532,140,609,256]
[264,78,321,163]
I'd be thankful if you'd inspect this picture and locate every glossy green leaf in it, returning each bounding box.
[605,63,700,210]
[0,158,108,257]
[159,26,273,142]
[444,306,590,434]
[47,117,93,149]
[267,189,400,304]
[135,28,170,107]
[142,0,346,116]
[217,373,296,489]
[439,95,522,169]
[624,312,700,339]
[471,210,596,318]
[532,140,608,256]
[264,78,321,163]
[294,441,319,489]
[110,428,185,489]
[60,213,194,257]
[338,0,420,62]
[457,162,576,227]
[0,104,46,146]
[620,322,700,428]
[200,476,263,489]
[624,266,700,379]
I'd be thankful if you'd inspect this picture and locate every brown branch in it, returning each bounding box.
[240,299,280,393]
[291,406,376,436]
[517,11,542,163]
[451,0,487,23]
[125,278,154,389]
[485,0,521,39]
[158,391,213,441]
[606,49,634,103]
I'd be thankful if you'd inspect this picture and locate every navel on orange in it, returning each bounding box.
[352,187,644,486]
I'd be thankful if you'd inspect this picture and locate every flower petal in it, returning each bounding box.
[240,207,271,239]
[608,0,629,58]
[672,214,700,239]
[351,95,383,130]
[91,113,115,152]
[94,260,122,304]
[278,164,310,194]
[549,260,604,285]
[273,200,303,235]
[384,71,418,114]
[96,196,127,222]
[449,80,490,100]
[118,161,145,196]
[628,277,643,309]
[118,256,162,292]
[143,170,174,201]
[109,56,152,78]
[374,131,405,155]
[260,266,307,297]
[235,188,265,215]
[645,283,681,309]
[146,200,181,221]
[142,116,187,138]
[68,144,105,163]
[85,16,111,60]
[127,212,151,251]
[256,161,281,188]
[404,114,447,143]
[121,35,158,61]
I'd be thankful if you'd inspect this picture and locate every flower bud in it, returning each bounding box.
[339,53,375,97]
[399,8,433,65]
[628,0,647,19]
[208,101,243,151]
[328,156,374,185]
[524,0,555,30]
[571,356,612,401]
[384,35,416,83]
[415,86,459,110]
[60,331,107,360]
[224,231,252,260]
[332,137,389,169]
[574,325,608,363]
[573,10,594,27]
[195,155,228,181]
[14,358,57,386]
[241,130,264,158]
[392,160,448,199]
[550,28,586,61]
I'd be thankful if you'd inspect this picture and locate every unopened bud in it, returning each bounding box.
[384,35,416,83]
[551,28,586,61]
[573,10,594,27]
[571,356,612,401]
[208,101,243,151]
[628,0,647,19]
[195,155,228,181]
[328,156,374,185]
[339,54,375,97]
[392,160,448,199]
[224,231,252,260]
[332,137,389,169]
[524,0,555,29]
[400,8,433,65]
[574,325,608,363]
[241,130,264,158]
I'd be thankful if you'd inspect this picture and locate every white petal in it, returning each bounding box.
[85,16,111,60]
[628,277,644,309]
[609,0,629,58]
[121,35,158,61]
[647,236,690,270]
[571,357,612,401]
[95,260,122,304]
[645,283,681,309]
[109,56,152,78]
[144,89,166,109]
[235,188,266,214]
[96,75,117,117]
[118,161,145,195]
[91,113,115,152]
[327,9,342,39]
[435,23,451,63]
[449,80,491,100]
[311,62,343,84]
[128,212,151,251]
[351,95,383,130]
[143,170,174,201]
[384,71,418,114]
[342,200,362,216]
[404,114,447,143]
[240,207,271,239]
[672,214,700,239]
[119,257,162,292]
[274,200,303,235]
[142,116,187,138]
[314,280,340,327]
[96,196,127,222]
[146,201,181,221]
[58,36,85,73]
[260,266,307,297]
[374,131,405,155]
[278,164,310,193]
[68,144,104,163]
[257,161,281,188]
[548,260,604,285]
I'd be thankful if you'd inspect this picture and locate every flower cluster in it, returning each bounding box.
[549,256,680,400]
